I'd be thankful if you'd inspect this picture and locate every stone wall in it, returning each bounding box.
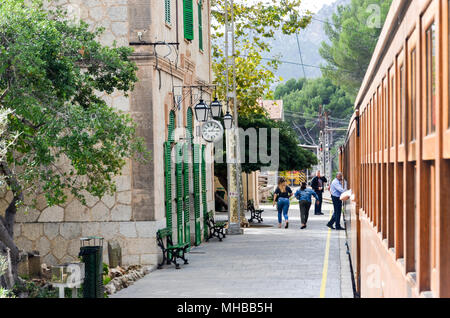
[2,0,215,267]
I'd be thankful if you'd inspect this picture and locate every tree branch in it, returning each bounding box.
[0,87,8,103]
[0,162,23,238]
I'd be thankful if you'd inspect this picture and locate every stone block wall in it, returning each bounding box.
[0,0,215,267]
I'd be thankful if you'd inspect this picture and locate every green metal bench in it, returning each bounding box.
[206,211,227,242]
[156,228,189,269]
[247,199,264,223]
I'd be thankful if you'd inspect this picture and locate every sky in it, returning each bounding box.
[298,0,338,13]
[244,0,338,14]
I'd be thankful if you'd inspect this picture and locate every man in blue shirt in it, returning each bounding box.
[327,172,347,230]
[295,183,320,229]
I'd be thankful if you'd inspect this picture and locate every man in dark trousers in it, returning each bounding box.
[311,170,327,215]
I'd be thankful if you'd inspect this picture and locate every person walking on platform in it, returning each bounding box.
[295,182,320,229]
[273,177,293,229]
[311,170,327,215]
[327,172,347,230]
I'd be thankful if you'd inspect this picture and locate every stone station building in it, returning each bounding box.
[0,0,215,267]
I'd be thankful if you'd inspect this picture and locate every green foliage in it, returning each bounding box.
[102,262,111,286]
[11,280,57,298]
[0,0,149,208]
[319,0,392,100]
[274,78,307,100]
[103,276,111,286]
[214,113,317,182]
[275,77,352,144]
[211,0,312,111]
[102,262,109,276]
[0,287,15,298]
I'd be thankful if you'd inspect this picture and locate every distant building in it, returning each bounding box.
[258,99,284,121]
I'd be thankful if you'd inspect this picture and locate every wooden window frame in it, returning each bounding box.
[443,0,450,158]
[397,51,406,162]
[389,68,396,161]
[421,2,438,159]
[407,29,418,161]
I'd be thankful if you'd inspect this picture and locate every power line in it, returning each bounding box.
[237,54,350,73]
[284,109,351,122]
[295,32,307,79]
[283,111,350,125]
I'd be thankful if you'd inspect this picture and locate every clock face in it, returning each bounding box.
[201,120,224,142]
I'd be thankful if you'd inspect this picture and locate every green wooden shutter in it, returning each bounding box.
[183,0,194,41]
[165,0,171,24]
[164,142,173,231]
[183,143,191,250]
[168,111,175,143]
[187,108,194,140]
[201,145,208,238]
[193,144,201,245]
[198,0,203,50]
[175,143,184,244]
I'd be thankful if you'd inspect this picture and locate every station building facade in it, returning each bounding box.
[1,0,215,266]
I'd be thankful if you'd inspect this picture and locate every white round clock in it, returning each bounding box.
[201,120,224,142]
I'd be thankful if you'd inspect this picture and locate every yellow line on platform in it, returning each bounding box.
[320,211,332,298]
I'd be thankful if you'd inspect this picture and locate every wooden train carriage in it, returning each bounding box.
[340,0,450,297]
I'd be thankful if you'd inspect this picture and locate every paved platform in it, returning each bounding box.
[111,201,354,298]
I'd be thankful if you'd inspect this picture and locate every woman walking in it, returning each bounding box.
[295,182,320,229]
[273,177,293,228]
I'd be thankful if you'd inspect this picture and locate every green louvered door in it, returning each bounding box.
[201,145,208,238]
[193,144,201,245]
[164,142,173,231]
[175,143,184,244]
[198,0,203,50]
[183,143,191,250]
[183,0,194,41]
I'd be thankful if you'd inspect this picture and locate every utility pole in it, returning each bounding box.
[224,0,243,234]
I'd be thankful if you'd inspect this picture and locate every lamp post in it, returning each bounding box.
[210,97,222,118]
[194,99,209,122]
[223,0,243,234]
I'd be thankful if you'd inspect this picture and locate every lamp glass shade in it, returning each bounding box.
[194,99,209,122]
[210,98,222,118]
[223,112,233,129]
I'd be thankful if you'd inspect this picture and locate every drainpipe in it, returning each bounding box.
[176,0,179,47]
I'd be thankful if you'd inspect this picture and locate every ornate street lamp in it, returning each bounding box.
[194,99,209,122]
[223,111,233,129]
[209,97,222,118]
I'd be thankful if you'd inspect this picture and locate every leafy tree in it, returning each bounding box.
[215,113,317,192]
[0,0,148,286]
[274,77,352,172]
[276,77,352,143]
[211,0,312,113]
[319,0,392,100]
[210,0,317,197]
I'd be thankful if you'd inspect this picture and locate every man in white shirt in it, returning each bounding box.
[327,172,346,230]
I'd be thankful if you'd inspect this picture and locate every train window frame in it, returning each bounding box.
[444,0,450,158]
[389,68,396,160]
[425,24,437,136]
[407,28,418,162]
[397,51,406,162]
[421,3,438,160]
[383,77,388,154]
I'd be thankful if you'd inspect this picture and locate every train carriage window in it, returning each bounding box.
[400,65,404,144]
[426,23,436,135]
[390,74,395,147]
[385,81,388,149]
[410,49,416,141]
